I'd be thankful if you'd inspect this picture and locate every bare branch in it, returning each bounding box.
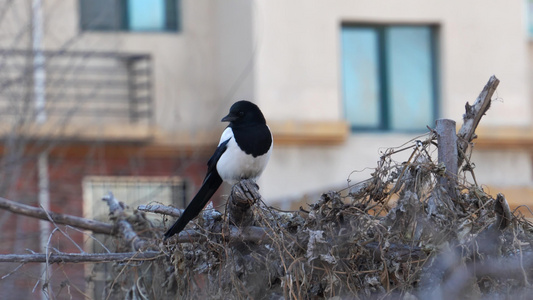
[102,192,150,251]
[161,179,271,244]
[495,193,512,230]
[227,179,261,228]
[457,75,500,167]
[138,204,181,217]
[436,119,459,199]
[171,225,272,244]
[0,196,114,235]
[0,251,161,264]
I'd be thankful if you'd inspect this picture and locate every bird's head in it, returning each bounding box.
[221,100,267,126]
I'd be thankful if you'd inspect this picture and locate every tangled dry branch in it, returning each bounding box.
[149,128,533,299]
[2,76,533,299]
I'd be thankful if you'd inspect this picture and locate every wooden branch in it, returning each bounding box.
[366,242,426,263]
[457,75,500,168]
[495,193,512,230]
[172,225,272,244]
[137,204,181,217]
[436,119,458,177]
[436,119,459,198]
[0,251,161,264]
[0,196,114,235]
[227,179,261,228]
[102,192,149,251]
[162,180,274,244]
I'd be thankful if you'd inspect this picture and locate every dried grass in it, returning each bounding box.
[107,131,533,299]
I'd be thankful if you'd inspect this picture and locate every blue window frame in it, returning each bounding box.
[79,0,180,32]
[341,24,439,131]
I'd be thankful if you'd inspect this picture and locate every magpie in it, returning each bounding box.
[164,100,272,240]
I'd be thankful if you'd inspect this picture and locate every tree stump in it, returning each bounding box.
[227,179,262,228]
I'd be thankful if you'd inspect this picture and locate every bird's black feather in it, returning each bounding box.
[162,172,222,240]
[163,100,271,240]
[231,124,272,157]
[163,139,229,240]
[207,138,231,177]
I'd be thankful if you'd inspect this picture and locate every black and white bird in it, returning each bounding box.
[164,100,272,240]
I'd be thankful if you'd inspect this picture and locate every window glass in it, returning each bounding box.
[79,0,179,32]
[79,0,122,31]
[128,0,165,31]
[341,27,381,128]
[83,176,187,220]
[341,24,438,131]
[386,26,435,130]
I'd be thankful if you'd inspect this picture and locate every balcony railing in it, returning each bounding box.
[0,49,152,125]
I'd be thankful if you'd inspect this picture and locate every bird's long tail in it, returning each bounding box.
[163,173,223,240]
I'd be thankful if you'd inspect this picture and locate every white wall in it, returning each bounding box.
[42,1,225,135]
[471,150,533,186]
[31,0,533,202]
[259,134,416,202]
[251,0,531,202]
[254,0,529,126]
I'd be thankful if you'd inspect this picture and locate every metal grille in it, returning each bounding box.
[0,49,152,124]
[82,176,187,221]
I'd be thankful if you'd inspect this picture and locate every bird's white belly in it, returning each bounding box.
[216,138,271,184]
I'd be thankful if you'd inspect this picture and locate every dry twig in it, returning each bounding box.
[457,75,500,168]
[0,196,114,234]
[0,251,161,263]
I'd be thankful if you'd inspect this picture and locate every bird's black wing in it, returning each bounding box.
[163,138,231,240]
[206,137,230,182]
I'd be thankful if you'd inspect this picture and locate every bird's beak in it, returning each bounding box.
[221,113,238,122]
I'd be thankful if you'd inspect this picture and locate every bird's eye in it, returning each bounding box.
[238,111,245,117]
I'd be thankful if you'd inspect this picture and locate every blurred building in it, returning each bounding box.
[0,0,531,298]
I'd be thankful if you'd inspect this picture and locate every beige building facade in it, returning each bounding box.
[0,0,532,204]
[1,2,533,297]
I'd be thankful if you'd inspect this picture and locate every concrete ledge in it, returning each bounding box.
[269,121,349,145]
[474,126,533,149]
[485,186,533,212]
[0,120,352,150]
[0,122,154,143]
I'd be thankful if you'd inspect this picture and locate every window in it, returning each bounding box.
[341,24,439,131]
[528,0,533,37]
[79,0,180,32]
[82,176,187,297]
[82,176,187,220]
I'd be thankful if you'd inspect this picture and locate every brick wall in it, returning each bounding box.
[0,143,214,299]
